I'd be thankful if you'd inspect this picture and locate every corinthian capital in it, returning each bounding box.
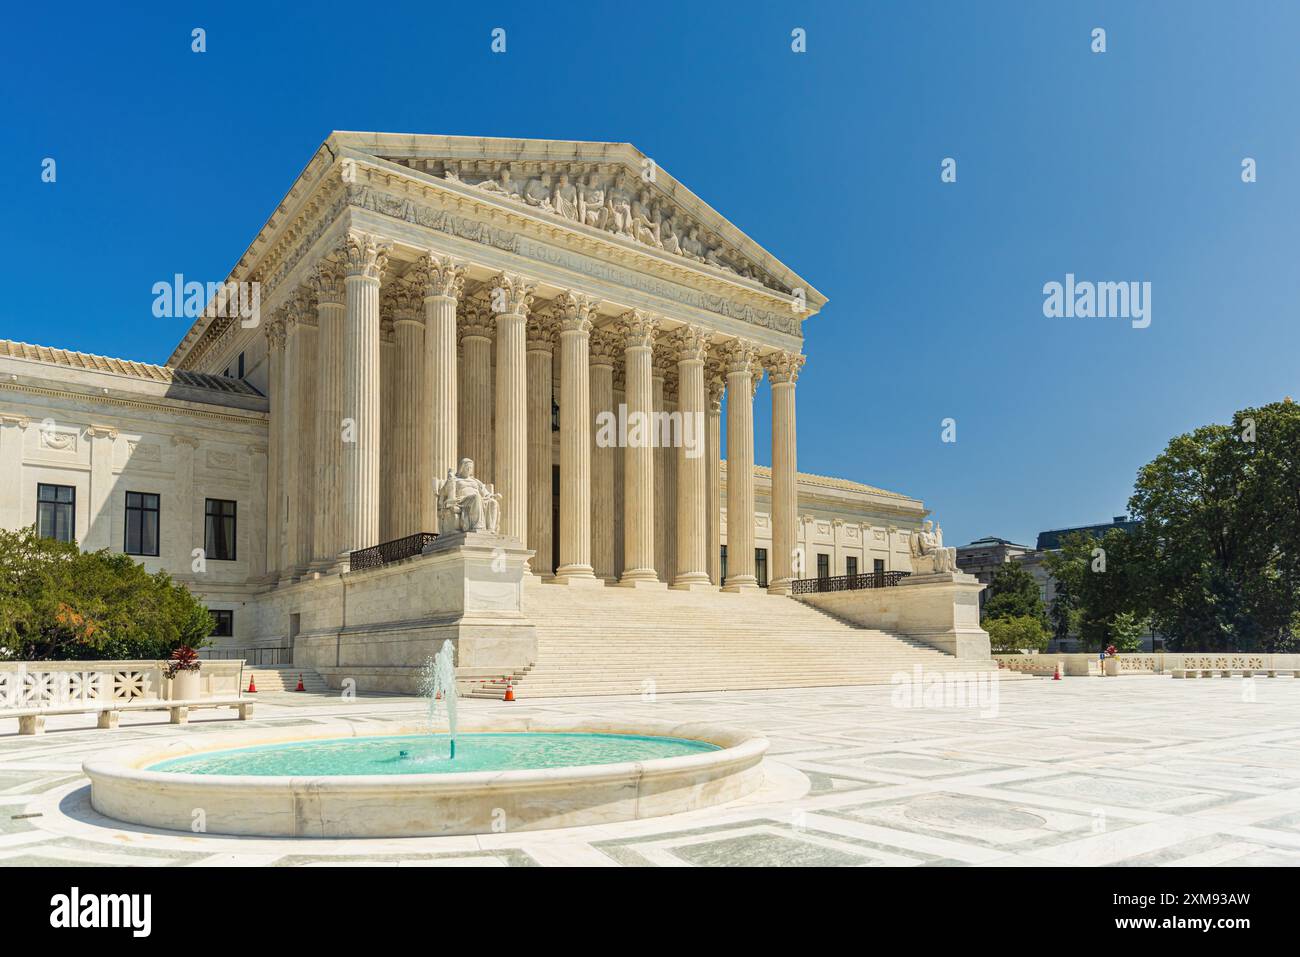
[343,231,389,280]
[590,329,622,367]
[558,291,600,335]
[489,272,535,316]
[668,324,709,364]
[525,312,556,352]
[311,259,345,306]
[721,338,758,376]
[765,350,805,385]
[418,254,466,300]
[616,309,659,349]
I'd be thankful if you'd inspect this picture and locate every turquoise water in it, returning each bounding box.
[148,732,719,776]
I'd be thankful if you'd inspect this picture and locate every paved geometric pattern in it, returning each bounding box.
[2,675,1299,866]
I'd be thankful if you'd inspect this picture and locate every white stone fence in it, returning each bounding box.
[0,659,245,710]
[995,653,1300,677]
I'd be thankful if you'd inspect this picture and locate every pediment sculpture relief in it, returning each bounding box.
[386,157,790,293]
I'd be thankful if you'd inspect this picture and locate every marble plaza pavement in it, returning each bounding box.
[2,676,1300,867]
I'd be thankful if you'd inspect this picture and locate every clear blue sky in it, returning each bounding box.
[3,1,1296,547]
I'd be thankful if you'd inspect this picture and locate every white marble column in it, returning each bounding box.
[249,443,268,581]
[263,320,285,581]
[555,292,600,584]
[379,314,396,542]
[589,330,619,582]
[767,351,804,594]
[339,231,387,556]
[617,310,661,586]
[526,311,554,574]
[278,302,302,583]
[492,273,533,544]
[311,259,346,570]
[722,339,760,592]
[672,325,710,589]
[84,425,117,551]
[392,283,424,537]
[612,368,626,580]
[421,254,464,529]
[459,305,494,486]
[651,352,668,581]
[706,362,724,586]
[292,292,318,573]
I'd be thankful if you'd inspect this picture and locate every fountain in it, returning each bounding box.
[419,643,458,760]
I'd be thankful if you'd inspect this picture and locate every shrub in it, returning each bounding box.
[0,526,213,660]
[985,615,1050,654]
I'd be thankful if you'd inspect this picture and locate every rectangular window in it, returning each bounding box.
[846,556,858,577]
[124,491,160,556]
[36,483,75,543]
[755,548,768,588]
[209,609,234,638]
[720,544,728,586]
[237,352,245,379]
[817,553,830,580]
[204,498,237,561]
[874,558,885,574]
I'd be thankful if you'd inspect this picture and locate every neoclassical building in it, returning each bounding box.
[0,134,967,689]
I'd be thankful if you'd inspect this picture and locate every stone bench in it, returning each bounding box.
[1170,668,1299,680]
[5,697,253,736]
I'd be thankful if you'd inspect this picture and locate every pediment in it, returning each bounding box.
[334,133,813,299]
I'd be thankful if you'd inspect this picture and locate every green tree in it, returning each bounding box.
[1043,528,1151,651]
[1127,400,1300,651]
[1108,610,1147,653]
[0,526,213,661]
[985,615,1049,654]
[981,561,1046,626]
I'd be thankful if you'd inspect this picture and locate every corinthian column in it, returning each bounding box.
[672,325,711,589]
[264,319,285,583]
[525,311,555,574]
[651,351,668,580]
[589,330,619,581]
[492,273,533,543]
[420,255,464,528]
[339,231,387,556]
[706,361,724,586]
[555,292,601,584]
[291,291,318,574]
[311,259,346,570]
[391,282,424,537]
[767,351,805,594]
[616,310,662,587]
[722,339,760,592]
[459,303,494,486]
[278,304,302,584]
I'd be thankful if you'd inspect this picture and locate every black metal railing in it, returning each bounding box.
[349,532,438,572]
[199,646,291,666]
[791,570,910,595]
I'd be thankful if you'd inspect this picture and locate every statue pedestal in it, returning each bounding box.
[796,570,991,661]
[260,532,537,695]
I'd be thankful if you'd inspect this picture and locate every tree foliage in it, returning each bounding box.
[0,526,213,661]
[1046,400,1300,652]
[981,561,1046,626]
[985,615,1049,654]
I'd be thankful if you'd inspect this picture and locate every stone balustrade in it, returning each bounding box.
[0,659,244,710]
[994,652,1300,677]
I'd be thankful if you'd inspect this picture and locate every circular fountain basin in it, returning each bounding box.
[83,717,768,837]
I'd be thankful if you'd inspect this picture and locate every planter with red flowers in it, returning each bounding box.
[165,645,202,701]
[1102,644,1121,677]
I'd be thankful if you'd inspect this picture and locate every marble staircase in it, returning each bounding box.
[463,577,1002,699]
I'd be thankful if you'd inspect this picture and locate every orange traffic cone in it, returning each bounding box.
[247,673,257,693]
[503,677,516,702]
[1053,663,1062,681]
[295,674,305,692]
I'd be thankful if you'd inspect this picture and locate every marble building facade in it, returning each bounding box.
[0,133,929,650]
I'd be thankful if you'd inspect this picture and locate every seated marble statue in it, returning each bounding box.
[434,458,501,535]
[909,520,957,575]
